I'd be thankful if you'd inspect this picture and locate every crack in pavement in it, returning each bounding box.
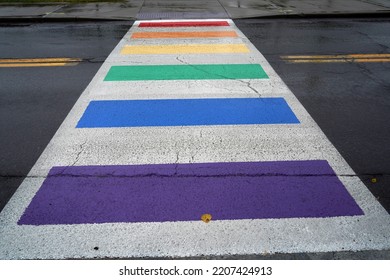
[173,142,180,176]
[51,140,88,177]
[2,173,389,179]
[71,140,88,167]
[354,61,390,88]
[357,30,390,53]
[175,56,262,96]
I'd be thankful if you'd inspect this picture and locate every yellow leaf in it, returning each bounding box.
[201,214,212,223]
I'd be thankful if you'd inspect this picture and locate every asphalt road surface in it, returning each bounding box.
[0,21,132,212]
[235,17,390,212]
[1,18,388,214]
[0,18,389,259]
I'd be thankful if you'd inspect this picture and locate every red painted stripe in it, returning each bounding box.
[139,21,230,27]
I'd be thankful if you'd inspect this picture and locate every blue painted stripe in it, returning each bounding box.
[76,98,300,128]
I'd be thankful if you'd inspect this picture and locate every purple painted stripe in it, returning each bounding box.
[18,160,363,225]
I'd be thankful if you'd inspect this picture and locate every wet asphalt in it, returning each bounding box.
[0,21,132,212]
[0,17,389,220]
[235,17,390,213]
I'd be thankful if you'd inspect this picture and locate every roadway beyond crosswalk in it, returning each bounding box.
[1,19,389,259]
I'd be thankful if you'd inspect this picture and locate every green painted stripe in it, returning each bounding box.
[104,64,268,81]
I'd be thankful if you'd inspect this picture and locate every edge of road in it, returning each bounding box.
[97,249,390,260]
[1,13,390,24]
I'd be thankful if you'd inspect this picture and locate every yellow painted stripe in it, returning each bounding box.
[0,63,76,67]
[354,58,390,63]
[284,59,351,63]
[282,54,390,59]
[0,58,82,63]
[131,31,238,39]
[282,54,390,63]
[120,44,250,55]
[283,58,390,63]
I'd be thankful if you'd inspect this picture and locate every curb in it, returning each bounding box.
[1,12,390,23]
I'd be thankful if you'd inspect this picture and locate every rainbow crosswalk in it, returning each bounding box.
[1,19,390,259]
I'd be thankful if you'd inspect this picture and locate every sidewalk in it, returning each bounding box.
[0,0,389,21]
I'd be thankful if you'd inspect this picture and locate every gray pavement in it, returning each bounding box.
[0,21,132,213]
[1,18,390,260]
[0,0,389,20]
[1,0,390,261]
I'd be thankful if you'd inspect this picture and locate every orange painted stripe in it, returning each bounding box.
[131,31,238,39]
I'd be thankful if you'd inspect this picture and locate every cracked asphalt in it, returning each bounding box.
[174,56,262,95]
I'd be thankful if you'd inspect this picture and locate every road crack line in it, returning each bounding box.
[175,56,262,96]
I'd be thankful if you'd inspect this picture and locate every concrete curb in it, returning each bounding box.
[1,0,390,22]
[1,12,390,23]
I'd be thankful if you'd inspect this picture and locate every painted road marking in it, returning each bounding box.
[1,19,390,259]
[281,54,390,63]
[18,161,363,225]
[139,21,230,27]
[131,31,238,39]
[120,43,249,54]
[76,98,299,128]
[104,64,268,81]
[0,58,81,67]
